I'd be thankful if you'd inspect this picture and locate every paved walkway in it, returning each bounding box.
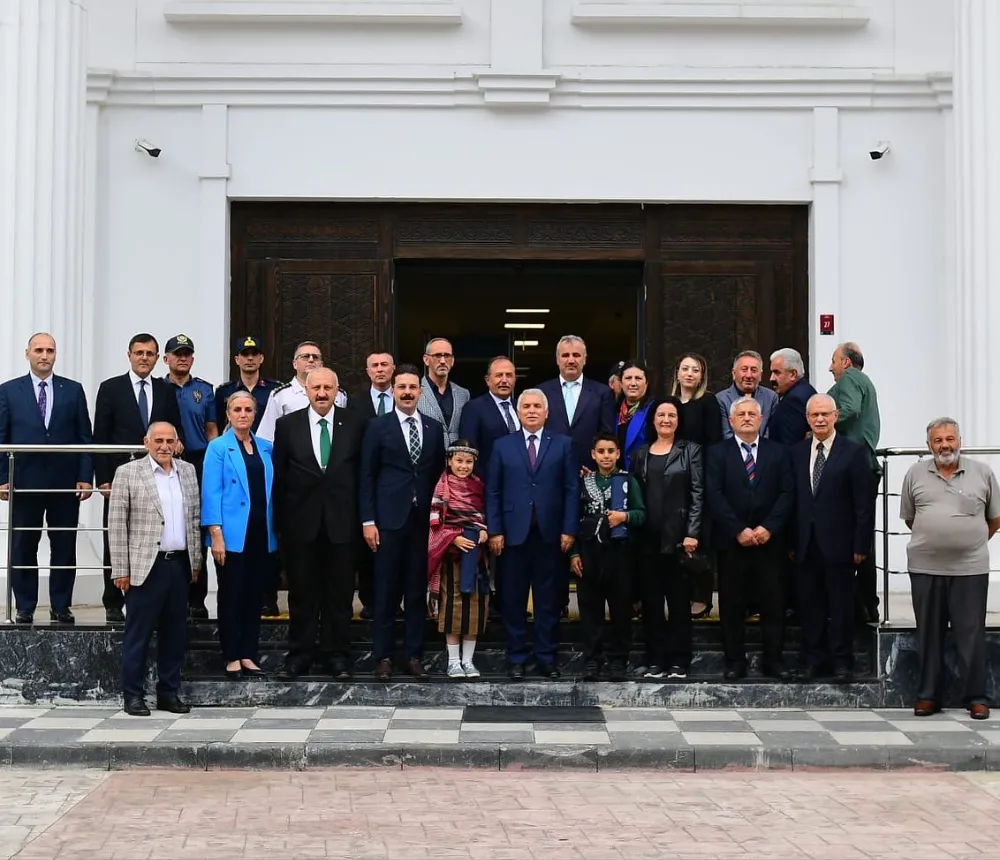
[4,769,1000,858]
[0,704,997,771]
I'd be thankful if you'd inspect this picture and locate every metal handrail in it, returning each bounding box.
[877,446,1000,626]
[1,445,146,623]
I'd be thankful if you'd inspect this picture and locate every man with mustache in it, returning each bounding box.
[789,394,874,683]
[458,356,520,477]
[716,350,778,440]
[418,338,470,447]
[94,334,185,625]
[361,364,445,681]
[272,368,368,679]
[901,418,1000,719]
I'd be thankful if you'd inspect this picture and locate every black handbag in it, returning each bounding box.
[676,546,712,575]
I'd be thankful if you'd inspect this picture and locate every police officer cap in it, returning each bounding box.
[234,335,262,355]
[165,334,195,354]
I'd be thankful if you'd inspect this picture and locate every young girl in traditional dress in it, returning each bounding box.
[428,441,490,679]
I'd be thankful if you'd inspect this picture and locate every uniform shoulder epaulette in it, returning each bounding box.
[193,377,211,386]
[272,381,293,394]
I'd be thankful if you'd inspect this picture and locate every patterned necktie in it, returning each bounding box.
[500,401,517,433]
[528,434,538,470]
[37,380,47,426]
[563,381,579,424]
[377,392,387,416]
[407,417,421,465]
[742,442,756,483]
[318,418,331,471]
[137,379,150,428]
[812,441,826,495]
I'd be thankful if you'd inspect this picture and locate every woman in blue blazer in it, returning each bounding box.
[202,391,278,680]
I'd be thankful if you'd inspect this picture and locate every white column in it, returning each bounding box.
[953,0,1000,446]
[808,107,843,383]
[0,0,88,379]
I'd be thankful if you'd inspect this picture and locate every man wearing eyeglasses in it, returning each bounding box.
[418,338,470,446]
[256,342,347,442]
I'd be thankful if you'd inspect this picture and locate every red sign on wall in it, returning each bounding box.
[820,314,835,336]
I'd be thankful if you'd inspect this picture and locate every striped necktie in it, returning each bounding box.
[741,442,757,483]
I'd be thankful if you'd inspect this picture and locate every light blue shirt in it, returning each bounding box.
[370,386,391,416]
[30,372,53,427]
[560,377,581,424]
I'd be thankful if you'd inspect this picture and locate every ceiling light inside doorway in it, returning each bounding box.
[514,340,539,347]
[504,323,545,329]
[505,309,550,314]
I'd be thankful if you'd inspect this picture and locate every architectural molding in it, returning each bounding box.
[86,69,953,110]
[476,73,560,106]
[162,1,462,25]
[572,2,870,29]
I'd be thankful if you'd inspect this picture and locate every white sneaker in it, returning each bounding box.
[447,661,465,679]
[462,661,481,679]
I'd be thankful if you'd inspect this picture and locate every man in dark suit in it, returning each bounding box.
[457,356,519,477]
[0,333,93,624]
[272,368,368,679]
[538,335,615,472]
[706,396,794,681]
[361,364,445,682]
[93,333,184,624]
[791,393,874,682]
[767,347,816,446]
[486,388,578,679]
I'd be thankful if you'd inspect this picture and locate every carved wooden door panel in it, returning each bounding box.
[269,259,381,400]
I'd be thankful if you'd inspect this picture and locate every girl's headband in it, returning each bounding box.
[446,445,479,458]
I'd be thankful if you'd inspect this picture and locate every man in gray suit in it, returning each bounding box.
[418,337,470,446]
[109,422,203,717]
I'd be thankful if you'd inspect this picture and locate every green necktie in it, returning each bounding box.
[319,417,331,471]
[377,392,388,416]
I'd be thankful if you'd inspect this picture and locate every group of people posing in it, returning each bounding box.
[0,332,995,720]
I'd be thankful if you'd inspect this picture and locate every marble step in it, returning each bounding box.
[183,647,875,678]
[179,678,884,709]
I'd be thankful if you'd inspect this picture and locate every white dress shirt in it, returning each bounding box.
[811,430,836,475]
[150,456,187,551]
[370,386,392,416]
[522,426,544,450]
[560,376,581,423]
[308,406,335,469]
[30,372,53,427]
[490,392,520,431]
[129,370,153,418]
[736,435,760,462]
[396,407,423,449]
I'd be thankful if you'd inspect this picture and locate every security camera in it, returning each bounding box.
[869,142,890,160]
[134,139,162,158]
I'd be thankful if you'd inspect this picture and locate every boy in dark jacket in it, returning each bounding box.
[570,432,645,681]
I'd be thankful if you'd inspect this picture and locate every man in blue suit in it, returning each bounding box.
[790,393,874,682]
[767,347,816,446]
[457,357,519,477]
[538,335,616,472]
[361,364,445,682]
[487,389,578,679]
[0,333,93,624]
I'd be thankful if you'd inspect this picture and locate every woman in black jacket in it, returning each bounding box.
[631,396,704,679]
[671,353,722,619]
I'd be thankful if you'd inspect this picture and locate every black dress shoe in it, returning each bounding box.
[375,658,393,682]
[14,613,33,625]
[156,694,191,714]
[124,697,150,717]
[762,662,794,682]
[537,661,561,679]
[224,668,244,681]
[188,605,209,621]
[723,662,747,681]
[260,605,280,619]
[241,666,267,681]
[106,608,125,625]
[833,665,853,683]
[508,663,525,681]
[49,610,75,624]
[330,661,352,681]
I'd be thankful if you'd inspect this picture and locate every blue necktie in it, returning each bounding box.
[137,379,150,428]
[501,401,517,434]
[742,442,756,484]
[377,392,388,416]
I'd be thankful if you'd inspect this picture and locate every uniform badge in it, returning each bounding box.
[193,390,203,403]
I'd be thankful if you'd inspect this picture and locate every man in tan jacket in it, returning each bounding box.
[109,422,202,716]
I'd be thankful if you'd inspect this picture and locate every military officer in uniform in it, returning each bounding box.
[256,341,347,442]
[163,334,218,620]
[215,335,280,434]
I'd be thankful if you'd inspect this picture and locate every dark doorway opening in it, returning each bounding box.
[395,260,643,391]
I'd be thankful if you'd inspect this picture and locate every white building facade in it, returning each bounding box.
[1,0,998,608]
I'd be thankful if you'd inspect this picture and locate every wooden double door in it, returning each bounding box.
[230,203,808,398]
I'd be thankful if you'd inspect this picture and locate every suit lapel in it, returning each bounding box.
[225,438,250,496]
[122,373,146,430]
[49,376,67,430]
[814,435,841,496]
[297,411,323,475]
[571,382,593,429]
[417,416,437,467]
[138,462,164,518]
[420,379,445,426]
[533,432,553,471]
[549,384,570,429]
[19,376,45,431]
